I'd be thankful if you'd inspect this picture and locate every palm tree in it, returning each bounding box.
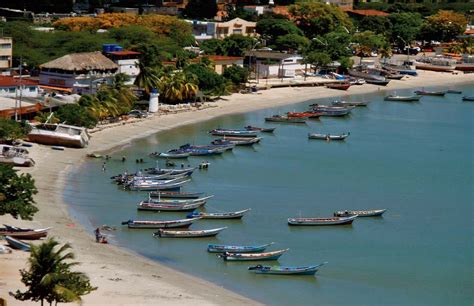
[158,72,198,104]
[12,238,96,306]
[134,62,161,95]
[379,45,393,64]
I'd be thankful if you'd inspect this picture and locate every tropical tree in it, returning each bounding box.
[389,13,423,46]
[134,62,161,95]
[352,31,387,64]
[256,18,303,47]
[303,51,331,73]
[158,72,199,104]
[0,119,31,143]
[0,164,38,220]
[184,63,229,96]
[12,238,96,306]
[223,65,250,87]
[420,10,468,42]
[274,34,310,52]
[55,104,98,128]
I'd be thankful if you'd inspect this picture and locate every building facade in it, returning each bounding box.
[215,18,257,39]
[0,76,39,98]
[0,37,13,73]
[104,49,141,85]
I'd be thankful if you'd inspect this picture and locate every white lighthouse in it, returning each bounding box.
[148,89,159,113]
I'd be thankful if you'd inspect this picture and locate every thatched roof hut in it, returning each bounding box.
[40,52,118,73]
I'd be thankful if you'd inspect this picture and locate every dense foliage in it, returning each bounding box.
[0,164,38,220]
[13,238,96,305]
[201,35,256,57]
[0,119,31,143]
[420,10,468,42]
[55,104,98,128]
[184,62,229,96]
[256,17,303,49]
[223,65,250,86]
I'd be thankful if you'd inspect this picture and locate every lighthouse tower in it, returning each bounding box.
[148,89,159,113]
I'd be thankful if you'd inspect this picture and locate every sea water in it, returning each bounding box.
[64,84,473,306]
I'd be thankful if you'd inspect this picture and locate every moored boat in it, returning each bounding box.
[154,227,227,238]
[137,200,205,211]
[207,242,274,253]
[446,90,462,94]
[265,115,306,123]
[209,129,257,138]
[187,208,251,219]
[146,195,214,205]
[462,96,474,102]
[154,150,191,159]
[286,112,314,118]
[244,126,276,133]
[308,133,350,140]
[127,179,190,191]
[149,191,204,199]
[384,95,421,102]
[325,82,351,90]
[334,209,386,217]
[415,57,456,72]
[365,79,390,86]
[248,262,328,275]
[218,249,289,261]
[331,100,368,107]
[145,167,196,175]
[121,217,202,229]
[5,236,31,251]
[211,137,262,146]
[414,90,446,96]
[288,215,357,226]
[0,225,51,240]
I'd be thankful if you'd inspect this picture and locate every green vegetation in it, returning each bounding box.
[0,164,38,220]
[223,65,250,87]
[184,62,229,97]
[12,238,96,305]
[420,10,468,42]
[0,119,31,143]
[184,0,218,20]
[355,1,474,16]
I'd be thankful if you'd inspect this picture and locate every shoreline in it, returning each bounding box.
[1,71,473,305]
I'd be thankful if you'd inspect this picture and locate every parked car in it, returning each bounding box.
[127,110,149,118]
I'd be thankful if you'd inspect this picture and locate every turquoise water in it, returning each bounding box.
[64,85,473,306]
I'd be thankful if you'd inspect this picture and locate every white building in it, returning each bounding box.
[104,50,141,84]
[39,52,118,94]
[247,51,305,78]
[0,75,39,98]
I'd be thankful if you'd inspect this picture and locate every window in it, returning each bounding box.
[0,56,9,61]
[283,59,293,63]
[8,87,15,93]
[233,29,242,34]
[29,86,36,92]
[0,43,11,49]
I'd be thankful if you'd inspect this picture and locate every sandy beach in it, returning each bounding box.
[1,70,473,305]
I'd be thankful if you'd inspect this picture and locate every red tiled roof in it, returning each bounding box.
[465,29,474,35]
[0,76,38,87]
[108,51,141,56]
[344,9,389,17]
[200,55,243,62]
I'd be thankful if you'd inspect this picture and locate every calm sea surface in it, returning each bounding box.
[64,84,473,306]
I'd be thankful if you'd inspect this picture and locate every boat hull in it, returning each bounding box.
[137,200,205,211]
[288,215,357,225]
[5,236,31,251]
[207,243,273,253]
[124,217,200,229]
[249,264,327,275]
[334,209,386,217]
[220,249,288,261]
[0,227,50,240]
[154,227,226,238]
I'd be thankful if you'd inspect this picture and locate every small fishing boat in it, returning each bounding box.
[155,150,191,159]
[0,225,51,240]
[365,79,390,86]
[462,96,474,102]
[209,129,258,138]
[288,215,357,226]
[154,227,227,238]
[446,90,462,94]
[331,100,368,107]
[248,262,328,275]
[0,145,35,167]
[145,167,196,175]
[286,112,314,118]
[334,209,386,217]
[127,178,191,191]
[211,137,262,146]
[5,236,31,251]
[180,143,234,152]
[325,82,351,90]
[218,249,289,261]
[187,208,251,219]
[348,78,366,85]
[308,133,349,140]
[207,242,274,253]
[121,217,202,229]
[265,115,306,123]
[149,191,204,199]
[414,90,446,96]
[244,126,276,133]
[137,200,206,211]
[146,195,214,205]
[384,95,421,102]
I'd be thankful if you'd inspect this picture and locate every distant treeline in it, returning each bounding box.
[355,1,474,15]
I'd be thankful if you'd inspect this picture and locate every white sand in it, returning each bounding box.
[1,71,473,305]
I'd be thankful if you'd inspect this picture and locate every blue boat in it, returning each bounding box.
[248,262,328,275]
[5,236,31,252]
[207,242,274,253]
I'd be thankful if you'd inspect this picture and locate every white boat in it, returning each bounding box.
[127,179,190,191]
[0,145,35,167]
[334,209,386,217]
[308,133,350,140]
[137,200,206,211]
[122,217,202,229]
[146,195,214,205]
[28,123,90,148]
[187,208,251,219]
[288,215,358,225]
[153,227,227,238]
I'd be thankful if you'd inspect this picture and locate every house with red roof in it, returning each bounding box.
[0,75,39,98]
[104,48,141,84]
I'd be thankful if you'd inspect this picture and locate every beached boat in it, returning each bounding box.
[218,249,289,261]
[244,126,276,133]
[28,123,90,148]
[334,209,387,217]
[331,100,368,107]
[127,179,190,191]
[265,115,306,123]
[414,90,446,96]
[211,137,262,146]
[137,200,205,211]
[0,144,35,167]
[382,60,417,76]
[308,133,350,140]
[121,217,202,229]
[187,208,251,219]
[365,79,390,86]
[5,236,31,251]
[384,95,421,102]
[462,96,474,101]
[145,167,196,175]
[348,68,387,82]
[149,191,204,199]
[325,82,351,90]
[153,227,227,238]
[209,129,257,138]
[288,215,357,226]
[207,242,274,253]
[415,57,456,72]
[0,225,51,240]
[248,262,328,275]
